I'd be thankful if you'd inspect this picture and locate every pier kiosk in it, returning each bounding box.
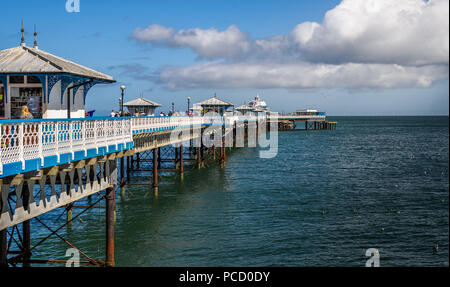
[124,96,161,116]
[0,30,114,119]
[197,94,234,116]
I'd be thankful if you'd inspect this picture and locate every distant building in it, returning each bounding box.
[235,104,253,116]
[196,94,234,116]
[124,97,161,116]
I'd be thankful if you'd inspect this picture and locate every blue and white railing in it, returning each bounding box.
[0,115,236,178]
[0,117,134,178]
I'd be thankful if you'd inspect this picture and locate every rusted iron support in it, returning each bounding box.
[179,144,184,177]
[157,148,161,169]
[22,184,31,267]
[0,229,7,267]
[34,217,100,266]
[197,146,202,169]
[31,194,105,253]
[126,156,131,182]
[153,148,158,188]
[28,259,94,266]
[105,186,115,267]
[175,145,179,170]
[120,156,125,199]
[71,205,105,209]
[136,153,140,169]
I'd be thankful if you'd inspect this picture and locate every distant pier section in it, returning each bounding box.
[273,110,337,131]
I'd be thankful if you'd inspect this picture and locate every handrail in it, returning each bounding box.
[0,115,267,176]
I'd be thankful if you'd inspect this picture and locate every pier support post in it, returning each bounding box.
[0,229,7,267]
[22,183,31,267]
[175,145,179,170]
[66,204,73,227]
[220,126,226,168]
[153,148,158,190]
[120,156,125,200]
[105,186,115,267]
[157,147,161,169]
[126,156,130,182]
[179,144,184,181]
[197,146,202,169]
[136,153,140,170]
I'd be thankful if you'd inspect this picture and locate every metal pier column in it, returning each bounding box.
[179,144,184,181]
[0,229,7,267]
[105,186,115,267]
[126,156,131,182]
[175,145,179,170]
[120,156,125,199]
[136,152,140,170]
[153,148,158,191]
[22,184,31,267]
[197,146,202,169]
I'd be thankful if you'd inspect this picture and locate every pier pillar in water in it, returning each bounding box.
[136,153,140,170]
[157,148,161,169]
[120,156,125,200]
[0,229,7,267]
[22,183,31,267]
[305,120,308,131]
[66,204,73,227]
[126,156,131,182]
[179,144,184,181]
[197,146,202,169]
[175,145,179,170]
[153,148,158,189]
[105,186,115,267]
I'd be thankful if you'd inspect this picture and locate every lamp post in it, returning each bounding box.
[120,85,126,116]
[187,97,191,115]
[172,102,175,114]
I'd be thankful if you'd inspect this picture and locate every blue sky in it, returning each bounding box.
[1,0,448,115]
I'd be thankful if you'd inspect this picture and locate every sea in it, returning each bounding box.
[30,116,449,267]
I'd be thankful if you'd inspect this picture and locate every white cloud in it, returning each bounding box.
[130,0,449,90]
[131,24,174,42]
[292,0,449,66]
[131,24,250,59]
[159,61,448,90]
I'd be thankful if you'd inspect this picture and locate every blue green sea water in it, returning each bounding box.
[31,116,449,267]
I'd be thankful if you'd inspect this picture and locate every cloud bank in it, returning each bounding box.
[130,0,449,90]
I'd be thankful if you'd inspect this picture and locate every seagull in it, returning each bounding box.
[433,245,439,254]
[381,226,385,232]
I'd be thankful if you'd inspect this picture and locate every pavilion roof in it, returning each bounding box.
[197,95,234,107]
[235,104,253,110]
[0,45,114,82]
[123,97,161,107]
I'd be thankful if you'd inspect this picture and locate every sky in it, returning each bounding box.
[1,0,448,116]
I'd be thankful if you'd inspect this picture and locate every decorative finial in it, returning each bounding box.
[33,24,38,49]
[214,92,216,98]
[20,19,25,46]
